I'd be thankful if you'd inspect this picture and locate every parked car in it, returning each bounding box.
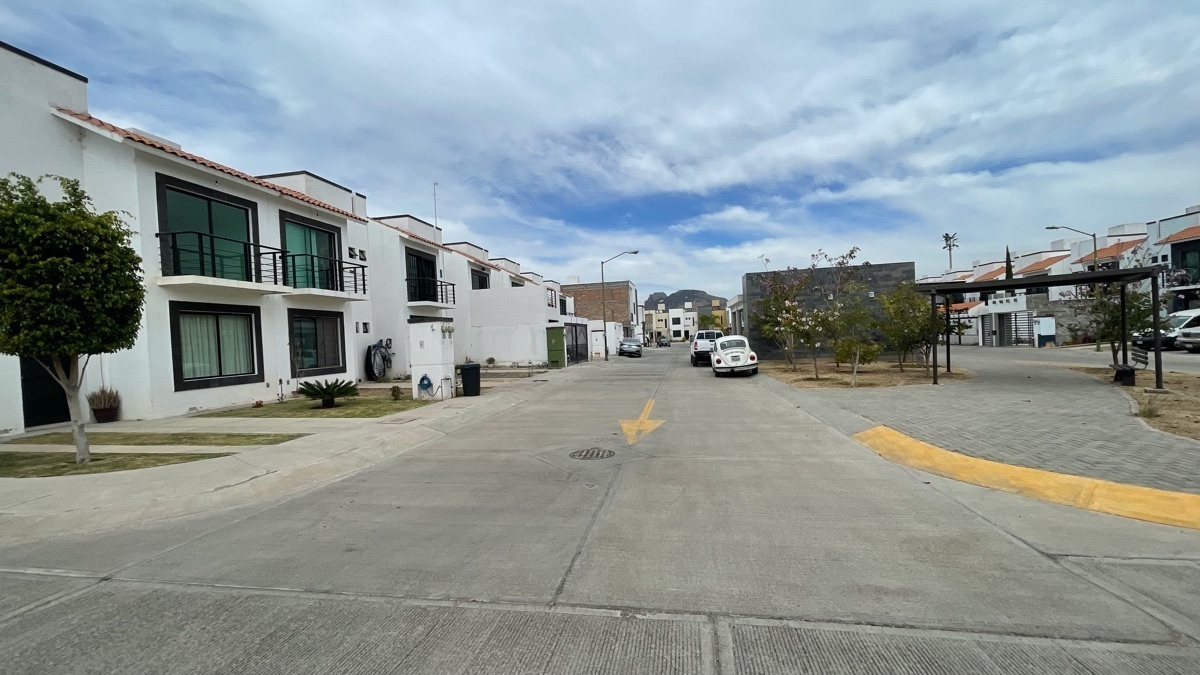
[1136,309,1200,351]
[617,337,643,357]
[657,335,671,347]
[689,330,725,366]
[711,335,758,376]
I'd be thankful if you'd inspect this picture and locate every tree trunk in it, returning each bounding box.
[811,346,820,379]
[1110,341,1119,365]
[43,355,90,464]
[851,346,861,387]
[897,351,904,373]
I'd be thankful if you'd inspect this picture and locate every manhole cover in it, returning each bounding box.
[569,447,615,460]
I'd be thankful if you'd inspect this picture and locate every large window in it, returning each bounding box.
[169,302,263,391]
[671,317,681,325]
[289,309,346,377]
[282,211,340,290]
[547,289,558,308]
[157,175,257,281]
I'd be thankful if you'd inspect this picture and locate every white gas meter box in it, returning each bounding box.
[409,321,456,400]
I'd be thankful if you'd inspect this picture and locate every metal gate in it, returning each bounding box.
[1013,311,1034,346]
[566,323,589,364]
[983,312,1034,347]
[20,357,70,428]
[981,315,994,346]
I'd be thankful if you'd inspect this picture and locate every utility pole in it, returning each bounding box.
[942,233,959,271]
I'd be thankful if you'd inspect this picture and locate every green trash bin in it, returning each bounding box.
[460,362,481,397]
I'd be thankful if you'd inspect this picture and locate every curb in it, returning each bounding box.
[852,425,1200,530]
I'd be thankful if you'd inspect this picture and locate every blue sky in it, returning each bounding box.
[6,1,1200,298]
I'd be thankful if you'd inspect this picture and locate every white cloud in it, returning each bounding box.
[9,0,1200,299]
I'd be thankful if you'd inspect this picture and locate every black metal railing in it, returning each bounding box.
[157,231,285,284]
[406,277,456,304]
[286,254,368,294]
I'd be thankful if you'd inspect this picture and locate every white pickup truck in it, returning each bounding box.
[689,330,724,366]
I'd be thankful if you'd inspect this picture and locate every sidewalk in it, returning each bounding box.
[0,366,589,542]
[808,350,1200,495]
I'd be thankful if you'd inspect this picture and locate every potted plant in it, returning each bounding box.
[296,378,359,409]
[87,387,120,423]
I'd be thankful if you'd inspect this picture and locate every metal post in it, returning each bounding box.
[944,297,952,373]
[1120,284,1128,366]
[1093,233,1101,352]
[1152,273,1164,390]
[600,260,609,361]
[931,293,939,385]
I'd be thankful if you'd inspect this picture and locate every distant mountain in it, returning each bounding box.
[644,289,726,312]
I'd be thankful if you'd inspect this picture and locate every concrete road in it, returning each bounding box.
[3,345,1200,673]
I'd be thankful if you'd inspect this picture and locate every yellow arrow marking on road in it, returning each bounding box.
[620,398,664,445]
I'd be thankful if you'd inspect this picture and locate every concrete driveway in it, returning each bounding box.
[2,345,1200,673]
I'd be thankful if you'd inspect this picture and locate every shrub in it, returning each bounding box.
[390,385,404,401]
[86,387,120,409]
[297,379,359,408]
[485,357,496,366]
[834,340,880,367]
[1138,397,1161,419]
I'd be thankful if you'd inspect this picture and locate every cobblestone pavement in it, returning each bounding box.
[814,346,1200,494]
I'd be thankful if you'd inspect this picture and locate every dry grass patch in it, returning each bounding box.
[1071,367,1200,441]
[6,432,304,446]
[195,396,429,418]
[0,452,231,478]
[760,358,973,388]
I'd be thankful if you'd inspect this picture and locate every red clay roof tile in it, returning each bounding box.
[1070,238,1145,265]
[1157,225,1200,246]
[53,107,365,222]
[1015,254,1070,275]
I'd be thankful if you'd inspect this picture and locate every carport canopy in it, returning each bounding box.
[915,266,1166,388]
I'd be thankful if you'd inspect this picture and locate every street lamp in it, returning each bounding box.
[1046,225,1099,272]
[601,250,639,361]
[1047,225,1100,350]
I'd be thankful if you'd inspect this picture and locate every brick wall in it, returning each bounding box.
[561,282,636,328]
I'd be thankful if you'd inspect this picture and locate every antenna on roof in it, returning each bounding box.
[433,182,439,229]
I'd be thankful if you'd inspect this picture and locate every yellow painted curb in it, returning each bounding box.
[852,426,1200,530]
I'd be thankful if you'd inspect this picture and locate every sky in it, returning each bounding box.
[6,1,1200,299]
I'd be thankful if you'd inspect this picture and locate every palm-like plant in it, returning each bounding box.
[296,378,359,408]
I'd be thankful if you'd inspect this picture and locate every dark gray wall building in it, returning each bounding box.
[742,261,916,357]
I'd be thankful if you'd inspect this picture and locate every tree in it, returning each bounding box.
[1063,283,1156,364]
[806,247,867,371]
[0,174,145,464]
[878,282,937,372]
[1063,245,1162,364]
[698,313,722,330]
[754,268,810,370]
[1004,246,1014,280]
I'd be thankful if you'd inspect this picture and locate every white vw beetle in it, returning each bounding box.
[711,335,758,376]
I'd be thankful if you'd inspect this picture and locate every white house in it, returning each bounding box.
[667,304,698,341]
[0,41,591,434]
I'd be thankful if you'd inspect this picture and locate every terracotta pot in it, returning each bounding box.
[92,407,119,423]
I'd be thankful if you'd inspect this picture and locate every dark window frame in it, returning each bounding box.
[156,173,260,240]
[278,210,343,258]
[288,308,347,378]
[471,268,490,290]
[169,301,264,392]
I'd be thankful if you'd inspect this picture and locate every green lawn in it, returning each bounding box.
[5,432,305,446]
[0,452,231,478]
[195,397,430,418]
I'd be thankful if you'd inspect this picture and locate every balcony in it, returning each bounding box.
[284,253,369,300]
[1167,267,1200,289]
[155,231,288,294]
[407,277,456,310]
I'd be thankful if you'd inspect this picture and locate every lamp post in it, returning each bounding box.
[1047,225,1100,350]
[600,250,639,361]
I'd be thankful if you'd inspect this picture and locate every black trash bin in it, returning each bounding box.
[460,362,481,397]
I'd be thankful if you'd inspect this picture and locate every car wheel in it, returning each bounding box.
[1187,346,1199,353]
[690,356,697,366]
[750,367,758,375]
